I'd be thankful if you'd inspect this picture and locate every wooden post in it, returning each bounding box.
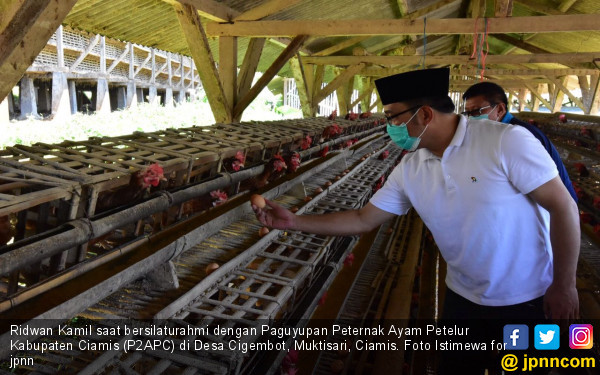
[56,25,64,70]
[238,38,265,102]
[233,35,308,119]
[549,81,565,113]
[517,89,526,112]
[219,36,237,121]
[360,78,373,113]
[100,36,106,75]
[590,75,600,115]
[127,80,137,108]
[165,88,174,108]
[173,2,229,122]
[149,49,158,105]
[96,78,111,113]
[51,72,70,121]
[19,76,38,119]
[289,57,316,117]
[531,86,540,112]
[68,80,77,114]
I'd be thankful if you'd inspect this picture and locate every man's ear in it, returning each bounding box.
[420,105,434,124]
[497,102,508,119]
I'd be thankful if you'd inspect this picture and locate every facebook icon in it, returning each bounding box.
[503,324,529,350]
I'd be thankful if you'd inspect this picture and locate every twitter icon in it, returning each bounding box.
[534,324,560,350]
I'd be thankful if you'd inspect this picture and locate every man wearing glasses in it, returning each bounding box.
[462,81,577,202]
[252,68,580,373]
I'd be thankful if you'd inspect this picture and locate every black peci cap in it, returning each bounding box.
[375,67,450,105]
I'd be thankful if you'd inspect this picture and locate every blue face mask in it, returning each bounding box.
[386,109,428,152]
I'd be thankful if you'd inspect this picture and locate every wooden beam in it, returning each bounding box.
[207,15,600,37]
[548,76,585,111]
[313,65,324,105]
[367,36,407,55]
[129,43,135,79]
[529,84,542,111]
[491,34,550,55]
[238,38,265,101]
[312,36,370,57]
[352,84,373,109]
[303,52,600,66]
[289,56,315,117]
[166,0,311,55]
[494,0,514,17]
[151,49,156,84]
[233,0,302,21]
[578,75,594,114]
[335,74,353,116]
[408,0,458,19]
[69,35,100,71]
[56,25,64,69]
[457,67,599,77]
[455,0,485,55]
[313,64,364,105]
[107,43,130,74]
[134,52,151,77]
[234,35,308,119]
[558,0,578,12]
[590,75,600,114]
[219,36,237,119]
[396,0,409,17]
[514,0,562,15]
[173,2,229,122]
[0,0,23,34]
[516,88,526,111]
[548,82,565,113]
[176,0,237,22]
[450,78,550,89]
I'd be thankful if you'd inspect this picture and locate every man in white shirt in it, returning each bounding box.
[252,67,580,373]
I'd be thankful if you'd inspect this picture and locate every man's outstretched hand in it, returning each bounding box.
[252,198,297,231]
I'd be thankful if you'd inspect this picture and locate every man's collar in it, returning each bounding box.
[422,115,466,160]
[501,112,514,124]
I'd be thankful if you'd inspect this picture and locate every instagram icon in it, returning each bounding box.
[569,324,593,349]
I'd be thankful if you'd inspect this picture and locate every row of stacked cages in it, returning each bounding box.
[524,112,600,239]
[0,114,386,300]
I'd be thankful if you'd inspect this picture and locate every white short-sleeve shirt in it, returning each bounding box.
[370,115,558,306]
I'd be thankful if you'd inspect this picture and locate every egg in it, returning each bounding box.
[290,206,299,213]
[325,181,332,187]
[205,262,220,275]
[259,227,270,237]
[314,187,323,194]
[250,194,266,209]
[304,196,313,202]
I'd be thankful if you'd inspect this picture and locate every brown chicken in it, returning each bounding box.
[179,189,229,218]
[223,151,246,172]
[95,163,166,214]
[239,154,287,192]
